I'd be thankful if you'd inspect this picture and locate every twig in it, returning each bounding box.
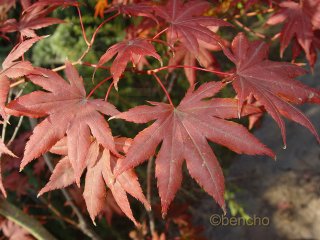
[76,6,90,46]
[233,19,266,39]
[148,65,233,76]
[146,157,155,236]
[7,116,23,146]
[37,196,79,228]
[87,76,113,99]
[151,72,174,106]
[0,198,57,240]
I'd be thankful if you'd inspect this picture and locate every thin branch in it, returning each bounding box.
[146,157,155,236]
[151,72,173,106]
[152,27,168,40]
[148,65,233,76]
[90,12,120,45]
[38,196,79,228]
[87,76,113,99]
[77,6,90,46]
[105,82,114,101]
[0,198,57,240]
[7,116,23,146]
[233,19,266,39]
[10,79,25,88]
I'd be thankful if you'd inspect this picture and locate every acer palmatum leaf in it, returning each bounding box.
[0,2,65,38]
[222,32,320,146]
[96,38,162,89]
[39,137,149,225]
[7,62,119,185]
[112,81,274,216]
[0,36,43,119]
[154,0,231,56]
[267,0,320,67]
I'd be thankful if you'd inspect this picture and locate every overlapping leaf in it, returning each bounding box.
[39,137,150,225]
[7,62,119,185]
[96,38,162,89]
[267,0,320,67]
[154,0,231,56]
[112,81,274,216]
[222,32,320,145]
[0,1,70,38]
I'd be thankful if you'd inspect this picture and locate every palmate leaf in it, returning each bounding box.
[155,0,231,56]
[7,62,119,185]
[112,81,274,216]
[222,32,320,146]
[39,137,150,225]
[267,0,320,67]
[0,3,64,38]
[96,38,162,89]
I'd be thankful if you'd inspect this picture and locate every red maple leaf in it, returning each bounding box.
[154,0,231,56]
[0,1,68,38]
[222,32,320,146]
[96,38,162,89]
[7,62,119,185]
[39,137,150,225]
[267,0,320,67]
[112,81,274,216]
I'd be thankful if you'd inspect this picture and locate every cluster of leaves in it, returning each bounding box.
[0,0,320,238]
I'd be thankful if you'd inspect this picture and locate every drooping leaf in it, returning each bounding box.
[7,62,119,185]
[267,0,320,68]
[0,1,67,38]
[154,0,231,56]
[96,38,162,89]
[39,137,150,225]
[112,81,274,216]
[222,32,320,146]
